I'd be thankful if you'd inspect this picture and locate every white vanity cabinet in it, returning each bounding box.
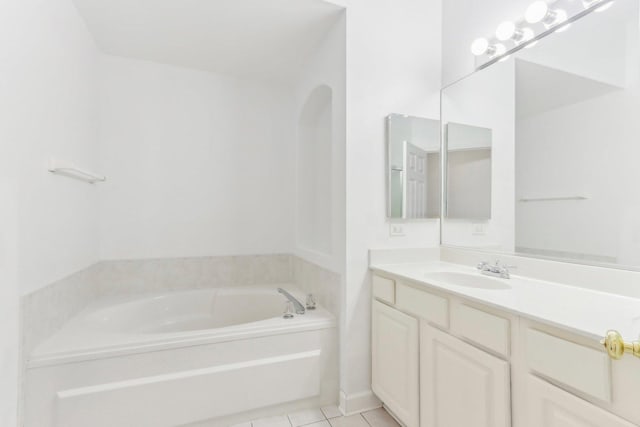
[371,299,420,427]
[371,277,511,427]
[370,272,640,427]
[421,323,511,427]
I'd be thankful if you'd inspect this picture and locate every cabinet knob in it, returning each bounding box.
[601,330,640,360]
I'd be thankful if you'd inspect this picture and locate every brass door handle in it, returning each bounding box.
[601,330,640,360]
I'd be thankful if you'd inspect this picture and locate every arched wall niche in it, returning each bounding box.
[297,84,333,256]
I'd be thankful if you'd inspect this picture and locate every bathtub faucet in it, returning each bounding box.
[277,288,306,315]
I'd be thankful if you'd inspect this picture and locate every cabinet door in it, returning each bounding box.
[421,323,511,427]
[526,375,636,427]
[372,300,419,427]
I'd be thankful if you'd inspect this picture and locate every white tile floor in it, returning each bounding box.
[234,407,400,427]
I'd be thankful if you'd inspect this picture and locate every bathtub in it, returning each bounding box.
[24,285,338,427]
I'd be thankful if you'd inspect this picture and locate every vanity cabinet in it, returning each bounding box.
[421,323,511,427]
[525,375,636,427]
[371,299,420,427]
[370,272,640,427]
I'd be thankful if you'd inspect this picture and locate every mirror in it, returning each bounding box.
[442,0,640,269]
[387,114,440,219]
[445,122,492,219]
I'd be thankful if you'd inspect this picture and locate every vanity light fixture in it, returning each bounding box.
[495,21,535,45]
[471,0,601,64]
[471,38,507,58]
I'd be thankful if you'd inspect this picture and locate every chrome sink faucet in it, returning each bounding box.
[277,288,306,315]
[477,260,516,279]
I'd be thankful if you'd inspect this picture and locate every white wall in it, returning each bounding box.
[97,55,296,260]
[297,86,333,256]
[0,3,20,420]
[9,0,101,296]
[294,14,347,275]
[322,0,442,410]
[1,0,101,423]
[0,124,19,427]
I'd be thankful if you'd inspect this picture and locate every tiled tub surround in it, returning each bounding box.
[293,257,341,320]
[22,254,341,359]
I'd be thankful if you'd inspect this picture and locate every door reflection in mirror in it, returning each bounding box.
[387,114,440,219]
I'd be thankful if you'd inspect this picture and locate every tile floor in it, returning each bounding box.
[232,407,400,427]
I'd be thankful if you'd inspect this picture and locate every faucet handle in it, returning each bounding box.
[306,294,317,310]
[499,264,517,279]
[283,301,295,319]
[477,261,489,270]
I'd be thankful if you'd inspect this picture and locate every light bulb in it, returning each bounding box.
[471,38,490,56]
[496,21,516,41]
[525,1,550,24]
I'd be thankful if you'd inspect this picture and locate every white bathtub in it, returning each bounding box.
[25,286,338,427]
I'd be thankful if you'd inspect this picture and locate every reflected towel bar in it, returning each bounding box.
[518,196,588,202]
[48,159,106,184]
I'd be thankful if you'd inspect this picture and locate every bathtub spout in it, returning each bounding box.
[277,288,306,315]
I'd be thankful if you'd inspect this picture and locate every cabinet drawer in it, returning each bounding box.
[372,275,395,304]
[396,283,448,328]
[451,304,510,357]
[525,329,611,402]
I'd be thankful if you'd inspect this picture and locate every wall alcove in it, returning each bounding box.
[297,85,333,256]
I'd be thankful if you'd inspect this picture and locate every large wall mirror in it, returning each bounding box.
[441,0,640,269]
[445,122,492,220]
[387,114,440,219]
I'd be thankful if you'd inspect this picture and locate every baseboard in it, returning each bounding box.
[338,389,381,416]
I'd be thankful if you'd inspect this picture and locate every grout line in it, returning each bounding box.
[359,413,373,427]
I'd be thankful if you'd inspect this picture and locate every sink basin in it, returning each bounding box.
[424,271,511,290]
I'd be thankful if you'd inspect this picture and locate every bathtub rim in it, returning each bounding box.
[28,285,336,369]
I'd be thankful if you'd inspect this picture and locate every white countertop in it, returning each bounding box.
[371,261,640,342]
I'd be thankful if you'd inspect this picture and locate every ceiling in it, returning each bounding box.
[73,0,344,83]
